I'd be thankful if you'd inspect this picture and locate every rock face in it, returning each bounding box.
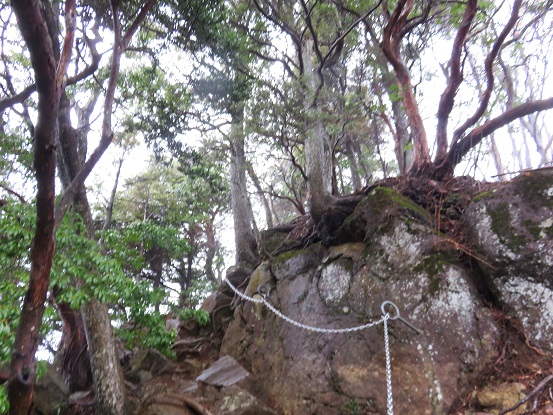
[220,172,553,415]
[464,169,553,353]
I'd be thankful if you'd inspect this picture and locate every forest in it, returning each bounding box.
[0,0,552,413]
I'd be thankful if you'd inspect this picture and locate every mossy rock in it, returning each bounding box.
[270,243,323,280]
[335,186,431,244]
[260,228,292,255]
[464,169,553,353]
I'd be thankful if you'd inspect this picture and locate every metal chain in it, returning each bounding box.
[224,277,264,303]
[383,314,393,415]
[223,277,394,415]
[261,297,385,333]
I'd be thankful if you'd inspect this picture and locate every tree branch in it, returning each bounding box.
[0,23,103,115]
[54,0,156,230]
[452,0,522,145]
[0,182,28,204]
[55,0,76,89]
[437,97,553,178]
[435,0,477,160]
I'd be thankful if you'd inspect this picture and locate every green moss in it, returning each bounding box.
[523,219,541,238]
[412,253,453,296]
[413,253,449,278]
[513,171,553,208]
[341,400,361,415]
[273,248,303,265]
[471,189,494,203]
[488,203,511,235]
[372,187,429,220]
[260,228,289,253]
[488,203,526,249]
[428,276,442,296]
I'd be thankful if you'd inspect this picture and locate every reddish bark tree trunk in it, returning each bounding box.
[8,0,75,413]
[380,0,431,173]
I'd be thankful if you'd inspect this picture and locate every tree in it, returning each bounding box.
[240,0,553,224]
[106,153,228,305]
[6,1,75,412]
[186,4,263,266]
[5,0,155,413]
[373,0,553,178]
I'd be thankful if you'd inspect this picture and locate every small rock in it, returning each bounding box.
[214,385,278,415]
[196,355,250,387]
[68,390,92,404]
[476,382,527,414]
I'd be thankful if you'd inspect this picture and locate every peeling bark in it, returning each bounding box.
[380,0,430,172]
[8,0,75,413]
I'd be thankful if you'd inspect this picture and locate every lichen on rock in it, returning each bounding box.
[465,169,553,353]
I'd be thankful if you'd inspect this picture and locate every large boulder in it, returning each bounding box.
[464,169,553,353]
[222,187,503,415]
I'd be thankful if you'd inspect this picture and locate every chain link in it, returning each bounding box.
[224,277,264,303]
[223,277,394,415]
[383,315,393,415]
[261,297,385,333]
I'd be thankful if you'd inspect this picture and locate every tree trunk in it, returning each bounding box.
[204,214,219,285]
[7,0,74,412]
[302,39,333,223]
[52,289,92,392]
[344,135,362,190]
[53,90,108,393]
[490,133,507,181]
[229,100,259,266]
[390,99,413,173]
[57,96,128,410]
[247,165,274,228]
[81,301,127,415]
[380,2,431,173]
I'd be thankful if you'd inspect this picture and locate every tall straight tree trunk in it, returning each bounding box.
[302,39,333,223]
[81,301,127,414]
[204,214,219,284]
[344,136,362,190]
[490,133,507,181]
[229,100,259,266]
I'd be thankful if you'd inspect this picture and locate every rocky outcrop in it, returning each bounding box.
[464,169,553,353]
[220,171,553,415]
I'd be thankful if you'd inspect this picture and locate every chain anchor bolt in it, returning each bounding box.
[381,300,422,335]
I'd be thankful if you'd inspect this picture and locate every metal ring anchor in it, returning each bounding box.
[380,300,422,335]
[381,301,401,320]
[257,284,270,298]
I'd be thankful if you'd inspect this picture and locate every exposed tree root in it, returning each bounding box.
[498,375,553,415]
